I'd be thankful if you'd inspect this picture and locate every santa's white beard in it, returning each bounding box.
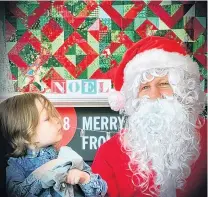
[121,97,200,196]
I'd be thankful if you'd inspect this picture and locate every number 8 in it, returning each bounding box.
[63,116,70,130]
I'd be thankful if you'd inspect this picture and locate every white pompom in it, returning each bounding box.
[108,89,125,111]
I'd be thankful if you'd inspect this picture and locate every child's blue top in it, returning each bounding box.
[6,146,107,197]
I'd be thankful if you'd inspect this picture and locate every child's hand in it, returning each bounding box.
[66,169,90,185]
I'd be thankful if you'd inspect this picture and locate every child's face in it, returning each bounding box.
[32,99,63,148]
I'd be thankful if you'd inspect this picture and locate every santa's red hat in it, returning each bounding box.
[108,36,200,111]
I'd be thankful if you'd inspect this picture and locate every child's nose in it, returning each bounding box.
[53,117,61,125]
[57,118,62,125]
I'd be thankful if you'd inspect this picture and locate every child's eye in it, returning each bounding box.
[44,117,50,121]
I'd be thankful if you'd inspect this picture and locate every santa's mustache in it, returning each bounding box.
[120,97,200,196]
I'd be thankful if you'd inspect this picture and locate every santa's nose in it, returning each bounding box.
[149,87,161,99]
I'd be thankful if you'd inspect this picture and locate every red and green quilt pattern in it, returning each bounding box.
[5,0,207,93]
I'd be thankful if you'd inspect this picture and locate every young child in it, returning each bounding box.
[0,93,107,197]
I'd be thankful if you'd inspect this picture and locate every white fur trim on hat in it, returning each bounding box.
[124,49,200,81]
[108,89,125,111]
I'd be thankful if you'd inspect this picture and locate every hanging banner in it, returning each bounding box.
[52,79,111,95]
[56,107,124,161]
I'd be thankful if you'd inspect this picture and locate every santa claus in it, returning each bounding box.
[92,36,207,197]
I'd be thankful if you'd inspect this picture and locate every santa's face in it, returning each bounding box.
[121,75,200,195]
[138,75,173,99]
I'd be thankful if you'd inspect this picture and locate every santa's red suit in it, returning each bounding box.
[92,121,207,197]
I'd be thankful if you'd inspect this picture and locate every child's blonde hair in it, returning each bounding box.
[0,93,62,157]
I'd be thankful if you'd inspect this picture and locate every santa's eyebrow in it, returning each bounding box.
[159,80,168,82]
[159,79,169,83]
[140,80,150,85]
[159,77,169,82]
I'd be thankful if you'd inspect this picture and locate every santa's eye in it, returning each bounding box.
[141,85,150,90]
[159,82,170,87]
